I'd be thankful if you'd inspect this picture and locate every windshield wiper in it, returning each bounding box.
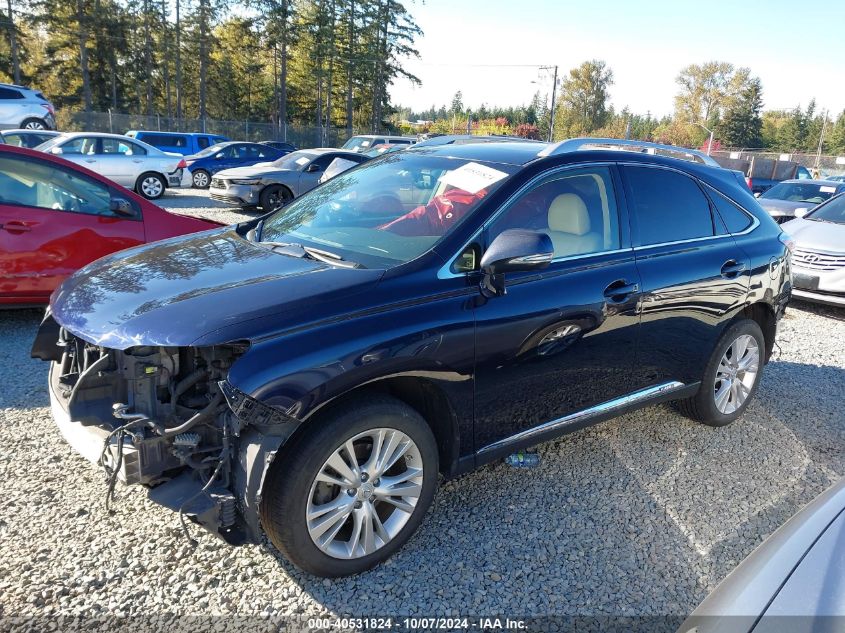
[261,241,362,269]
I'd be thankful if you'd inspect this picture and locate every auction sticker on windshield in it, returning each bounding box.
[439,162,509,194]
[820,186,837,193]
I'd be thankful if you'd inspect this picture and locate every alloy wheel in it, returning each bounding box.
[141,176,164,198]
[193,171,209,188]
[306,428,423,560]
[23,120,46,130]
[713,334,759,414]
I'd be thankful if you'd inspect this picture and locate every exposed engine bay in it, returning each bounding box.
[35,317,295,546]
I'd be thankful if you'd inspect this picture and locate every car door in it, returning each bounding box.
[298,153,340,193]
[620,164,751,387]
[471,164,642,455]
[210,144,240,174]
[51,136,99,171]
[0,152,145,303]
[98,138,148,187]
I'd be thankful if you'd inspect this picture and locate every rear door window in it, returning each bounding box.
[623,166,715,246]
[197,136,211,149]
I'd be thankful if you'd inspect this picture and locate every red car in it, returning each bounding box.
[0,145,222,306]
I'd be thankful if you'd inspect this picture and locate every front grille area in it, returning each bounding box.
[210,178,227,189]
[793,249,845,271]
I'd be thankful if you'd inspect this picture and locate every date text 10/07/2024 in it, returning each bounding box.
[305,618,528,630]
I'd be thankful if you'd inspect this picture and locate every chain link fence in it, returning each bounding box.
[711,149,845,175]
[55,110,376,149]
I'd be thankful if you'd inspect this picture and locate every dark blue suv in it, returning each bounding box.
[32,139,792,577]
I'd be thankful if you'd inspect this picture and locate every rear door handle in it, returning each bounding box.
[84,158,97,163]
[721,259,747,278]
[603,279,640,302]
[0,220,32,234]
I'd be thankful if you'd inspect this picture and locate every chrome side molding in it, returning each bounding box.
[477,380,687,455]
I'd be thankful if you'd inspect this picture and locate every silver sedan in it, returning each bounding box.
[783,192,845,307]
[208,148,367,210]
[36,132,188,199]
[757,179,845,223]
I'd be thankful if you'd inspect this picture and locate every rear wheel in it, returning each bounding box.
[192,169,210,189]
[259,396,438,577]
[676,319,765,426]
[259,184,292,211]
[135,172,166,200]
[21,118,47,130]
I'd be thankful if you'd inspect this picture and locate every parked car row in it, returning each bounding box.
[0,144,220,306]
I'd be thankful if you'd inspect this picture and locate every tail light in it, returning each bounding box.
[41,103,55,115]
[177,159,187,169]
[745,177,753,191]
[778,232,795,253]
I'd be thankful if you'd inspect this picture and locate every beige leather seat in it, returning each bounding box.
[545,193,602,257]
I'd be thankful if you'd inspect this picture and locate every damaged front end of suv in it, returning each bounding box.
[32,311,297,546]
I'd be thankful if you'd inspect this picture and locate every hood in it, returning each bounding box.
[783,218,845,252]
[758,198,814,216]
[216,164,293,179]
[50,228,383,350]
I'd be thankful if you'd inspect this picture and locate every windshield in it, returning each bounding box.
[761,182,839,204]
[193,142,229,158]
[259,153,517,268]
[270,150,318,169]
[807,194,845,224]
[342,136,376,152]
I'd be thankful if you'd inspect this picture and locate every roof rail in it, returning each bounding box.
[537,137,721,167]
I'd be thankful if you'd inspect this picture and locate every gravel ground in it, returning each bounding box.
[1,208,844,630]
[160,187,255,226]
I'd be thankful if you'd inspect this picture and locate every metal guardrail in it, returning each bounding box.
[539,137,721,167]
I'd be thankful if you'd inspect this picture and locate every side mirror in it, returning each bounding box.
[306,163,321,173]
[479,229,554,297]
[215,153,224,160]
[50,147,63,155]
[794,207,809,219]
[754,192,762,198]
[109,197,134,217]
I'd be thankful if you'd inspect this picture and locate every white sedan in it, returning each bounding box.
[36,132,188,199]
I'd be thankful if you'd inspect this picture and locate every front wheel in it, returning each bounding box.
[676,319,765,427]
[135,172,166,200]
[259,396,438,577]
[259,184,292,211]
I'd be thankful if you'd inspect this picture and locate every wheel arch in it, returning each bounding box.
[285,377,462,478]
[739,301,777,362]
[135,170,167,191]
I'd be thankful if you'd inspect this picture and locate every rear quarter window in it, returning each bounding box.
[0,87,24,99]
[708,189,753,233]
[624,166,715,246]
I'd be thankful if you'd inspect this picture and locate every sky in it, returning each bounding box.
[391,0,845,118]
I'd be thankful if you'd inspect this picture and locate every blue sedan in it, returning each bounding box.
[185,141,289,188]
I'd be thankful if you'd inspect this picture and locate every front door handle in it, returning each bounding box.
[721,259,747,278]
[84,158,97,163]
[603,279,640,302]
[0,220,32,234]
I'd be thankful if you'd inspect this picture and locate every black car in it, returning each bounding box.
[32,138,792,577]
[260,140,297,152]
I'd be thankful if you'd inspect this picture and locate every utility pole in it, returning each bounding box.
[548,65,558,142]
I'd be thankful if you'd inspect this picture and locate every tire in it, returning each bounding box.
[259,396,439,577]
[192,169,211,189]
[675,319,765,427]
[21,118,47,130]
[135,172,166,200]
[259,184,292,211]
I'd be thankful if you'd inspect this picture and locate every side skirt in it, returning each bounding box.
[467,381,699,471]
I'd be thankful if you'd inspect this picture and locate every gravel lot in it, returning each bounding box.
[1,192,843,629]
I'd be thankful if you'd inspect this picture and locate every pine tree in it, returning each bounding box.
[719,77,763,148]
